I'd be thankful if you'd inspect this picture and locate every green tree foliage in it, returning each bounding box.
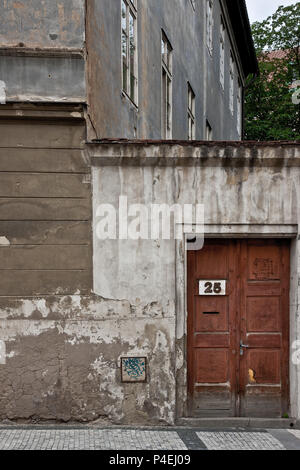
[244,3,300,141]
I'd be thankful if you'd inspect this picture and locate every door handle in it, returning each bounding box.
[240,341,249,356]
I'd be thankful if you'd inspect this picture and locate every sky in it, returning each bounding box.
[246,0,299,23]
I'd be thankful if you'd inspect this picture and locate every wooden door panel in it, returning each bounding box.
[195,296,228,332]
[187,238,290,418]
[247,244,281,280]
[195,349,229,383]
[239,239,290,417]
[194,334,230,348]
[246,297,281,332]
[188,240,237,417]
[247,283,281,296]
[247,334,281,349]
[243,389,282,418]
[195,244,229,278]
[193,388,232,414]
[246,350,281,384]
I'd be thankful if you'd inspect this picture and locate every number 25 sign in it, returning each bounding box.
[199,280,226,296]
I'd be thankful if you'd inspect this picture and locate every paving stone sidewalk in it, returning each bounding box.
[0,426,299,450]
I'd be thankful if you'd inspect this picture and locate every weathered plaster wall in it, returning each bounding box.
[0,1,86,103]
[0,53,86,103]
[0,114,176,426]
[0,0,85,48]
[91,142,300,422]
[0,296,175,424]
[1,140,300,425]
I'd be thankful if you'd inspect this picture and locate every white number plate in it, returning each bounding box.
[199,280,226,296]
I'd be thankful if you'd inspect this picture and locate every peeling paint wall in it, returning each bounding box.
[0,296,175,424]
[91,142,300,422]
[1,139,300,425]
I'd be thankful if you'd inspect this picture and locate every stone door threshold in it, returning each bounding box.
[177,417,299,430]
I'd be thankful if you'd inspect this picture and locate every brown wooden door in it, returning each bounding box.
[187,239,290,418]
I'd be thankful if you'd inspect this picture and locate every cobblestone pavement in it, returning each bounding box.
[196,431,285,450]
[289,429,300,440]
[0,427,299,450]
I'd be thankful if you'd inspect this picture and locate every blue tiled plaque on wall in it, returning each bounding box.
[121,357,147,383]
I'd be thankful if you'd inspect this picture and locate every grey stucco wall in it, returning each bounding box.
[0,0,85,48]
[0,0,244,134]
[87,0,244,140]
[0,0,86,103]
[0,54,86,103]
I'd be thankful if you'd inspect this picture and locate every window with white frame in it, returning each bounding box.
[188,83,195,140]
[122,0,138,104]
[220,17,225,89]
[237,80,242,136]
[229,52,234,114]
[161,31,173,139]
[206,0,213,54]
[206,120,213,140]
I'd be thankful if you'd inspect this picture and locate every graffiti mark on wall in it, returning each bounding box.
[121,357,147,383]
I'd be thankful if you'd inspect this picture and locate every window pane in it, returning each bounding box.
[167,77,171,132]
[161,32,172,138]
[122,28,128,92]
[162,43,167,67]
[122,1,127,31]
[162,35,172,72]
[162,70,167,138]
[129,12,136,101]
[206,1,213,51]
[130,74,134,102]
[123,62,128,92]
[129,12,134,41]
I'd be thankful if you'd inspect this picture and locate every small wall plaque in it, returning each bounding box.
[121,357,147,383]
[199,280,226,296]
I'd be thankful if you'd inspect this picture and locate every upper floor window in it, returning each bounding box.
[161,31,173,139]
[122,0,138,105]
[237,80,242,137]
[206,120,213,140]
[188,83,195,140]
[220,17,225,89]
[190,0,196,11]
[206,0,213,54]
[229,52,234,114]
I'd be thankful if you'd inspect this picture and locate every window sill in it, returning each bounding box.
[121,90,139,111]
[206,46,213,57]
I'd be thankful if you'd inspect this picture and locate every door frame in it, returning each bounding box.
[174,224,298,420]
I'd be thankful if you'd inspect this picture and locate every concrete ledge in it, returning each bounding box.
[0,54,86,103]
[0,47,84,59]
[177,418,299,430]
[204,224,298,239]
[90,155,300,168]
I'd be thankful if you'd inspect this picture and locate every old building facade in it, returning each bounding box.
[1,1,299,426]
[0,138,300,425]
[0,0,257,141]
